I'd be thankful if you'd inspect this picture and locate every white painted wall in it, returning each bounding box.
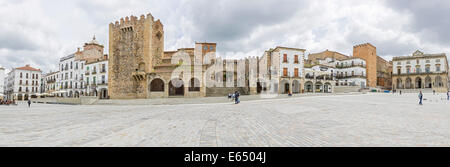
[394,57,448,75]
[0,67,4,96]
[277,48,305,77]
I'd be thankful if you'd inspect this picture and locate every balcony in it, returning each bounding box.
[92,71,97,75]
[392,71,447,76]
[132,71,146,81]
[100,69,107,73]
[336,64,366,69]
[336,75,366,79]
[85,71,90,75]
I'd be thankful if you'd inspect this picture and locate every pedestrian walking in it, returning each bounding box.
[400,90,402,95]
[418,91,423,105]
[234,91,240,104]
[27,99,31,108]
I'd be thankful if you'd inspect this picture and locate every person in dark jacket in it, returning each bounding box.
[234,91,240,104]
[28,99,31,108]
[418,91,423,105]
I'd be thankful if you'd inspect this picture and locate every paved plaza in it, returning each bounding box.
[0,93,449,147]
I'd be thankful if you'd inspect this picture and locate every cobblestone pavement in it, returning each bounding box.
[0,93,449,147]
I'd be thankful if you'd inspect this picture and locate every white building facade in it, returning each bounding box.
[260,46,305,94]
[0,67,5,100]
[392,50,449,92]
[49,37,109,99]
[334,58,367,87]
[4,65,42,101]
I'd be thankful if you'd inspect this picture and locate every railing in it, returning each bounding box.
[393,71,447,76]
[336,75,366,79]
[85,71,90,75]
[335,64,366,69]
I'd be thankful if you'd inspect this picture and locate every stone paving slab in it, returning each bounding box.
[0,93,449,147]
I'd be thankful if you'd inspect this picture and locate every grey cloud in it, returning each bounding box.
[185,0,305,43]
[0,30,38,51]
[387,0,450,44]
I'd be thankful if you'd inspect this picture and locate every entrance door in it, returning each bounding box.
[169,79,184,96]
[284,83,290,94]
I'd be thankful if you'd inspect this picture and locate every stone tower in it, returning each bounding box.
[108,13,164,99]
[353,43,377,88]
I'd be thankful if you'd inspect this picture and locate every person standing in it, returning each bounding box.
[27,99,31,108]
[400,90,402,95]
[418,91,423,105]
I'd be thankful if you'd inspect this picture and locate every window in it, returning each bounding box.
[204,46,208,50]
[26,73,28,79]
[283,68,288,77]
[20,73,23,78]
[102,75,105,84]
[19,87,22,92]
[26,81,28,85]
[436,59,441,63]
[20,80,22,85]
[210,46,214,50]
[436,65,441,72]
[294,68,299,77]
[397,68,401,74]
[406,67,411,74]
[283,54,288,63]
[425,66,430,73]
[294,55,299,63]
[93,77,96,85]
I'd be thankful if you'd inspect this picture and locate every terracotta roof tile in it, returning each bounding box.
[15,65,41,72]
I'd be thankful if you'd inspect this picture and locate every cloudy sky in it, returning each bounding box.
[1,0,450,73]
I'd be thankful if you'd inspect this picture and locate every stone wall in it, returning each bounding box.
[353,43,377,87]
[108,14,164,99]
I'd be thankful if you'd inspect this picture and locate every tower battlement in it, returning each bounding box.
[353,43,376,49]
[109,13,157,29]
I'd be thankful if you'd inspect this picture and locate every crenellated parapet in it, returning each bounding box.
[109,13,155,29]
[353,43,376,49]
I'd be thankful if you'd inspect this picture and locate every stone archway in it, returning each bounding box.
[169,78,184,96]
[405,77,412,89]
[415,77,422,89]
[396,78,403,89]
[280,79,290,94]
[315,82,323,93]
[150,78,165,92]
[292,80,301,94]
[425,76,432,88]
[305,81,314,93]
[435,76,443,87]
[189,78,200,92]
[75,91,80,98]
